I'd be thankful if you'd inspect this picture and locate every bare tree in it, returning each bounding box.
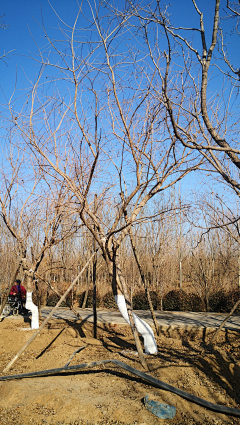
[5,1,206,367]
[0,142,82,323]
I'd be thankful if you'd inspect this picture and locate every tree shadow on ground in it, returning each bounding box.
[160,327,240,405]
[98,324,240,405]
[36,328,65,359]
[40,315,240,406]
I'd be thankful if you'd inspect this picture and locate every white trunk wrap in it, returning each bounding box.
[114,294,158,354]
[25,292,39,329]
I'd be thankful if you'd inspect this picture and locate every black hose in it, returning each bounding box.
[64,346,87,367]
[0,359,240,416]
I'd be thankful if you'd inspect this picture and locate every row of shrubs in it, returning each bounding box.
[45,288,240,313]
[160,289,240,313]
[132,289,239,313]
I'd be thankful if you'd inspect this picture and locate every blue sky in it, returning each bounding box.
[0,0,239,212]
[1,0,237,101]
[1,1,88,101]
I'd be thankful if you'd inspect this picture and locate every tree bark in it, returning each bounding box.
[35,281,42,320]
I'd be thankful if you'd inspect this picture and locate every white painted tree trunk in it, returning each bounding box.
[114,294,158,354]
[25,292,39,329]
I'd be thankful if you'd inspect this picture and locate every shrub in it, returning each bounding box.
[186,293,205,312]
[132,290,160,310]
[217,289,240,313]
[46,293,59,307]
[209,291,228,313]
[225,289,240,313]
[78,288,101,308]
[132,291,148,310]
[46,292,73,307]
[102,291,116,308]
[163,289,189,311]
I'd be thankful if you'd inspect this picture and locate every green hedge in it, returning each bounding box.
[226,289,240,312]
[132,290,160,310]
[185,292,205,312]
[162,290,204,312]
[162,289,239,313]
[163,289,189,311]
[46,288,240,313]
[209,289,240,313]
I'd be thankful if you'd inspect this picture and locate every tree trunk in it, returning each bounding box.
[93,194,97,339]
[128,229,160,336]
[22,266,39,329]
[112,245,149,371]
[145,283,160,336]
[82,249,92,308]
[35,281,42,320]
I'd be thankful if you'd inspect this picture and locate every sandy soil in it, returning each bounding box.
[0,314,240,425]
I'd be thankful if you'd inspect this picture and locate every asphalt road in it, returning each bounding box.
[39,307,240,331]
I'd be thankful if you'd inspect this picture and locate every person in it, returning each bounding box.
[10,279,26,302]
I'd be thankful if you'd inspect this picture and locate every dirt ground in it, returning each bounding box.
[0,314,240,425]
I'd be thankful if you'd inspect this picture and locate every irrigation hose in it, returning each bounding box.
[0,359,240,416]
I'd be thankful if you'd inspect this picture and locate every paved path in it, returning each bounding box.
[39,307,240,331]
[1,307,240,331]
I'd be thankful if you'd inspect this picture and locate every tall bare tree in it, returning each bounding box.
[5,1,206,366]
